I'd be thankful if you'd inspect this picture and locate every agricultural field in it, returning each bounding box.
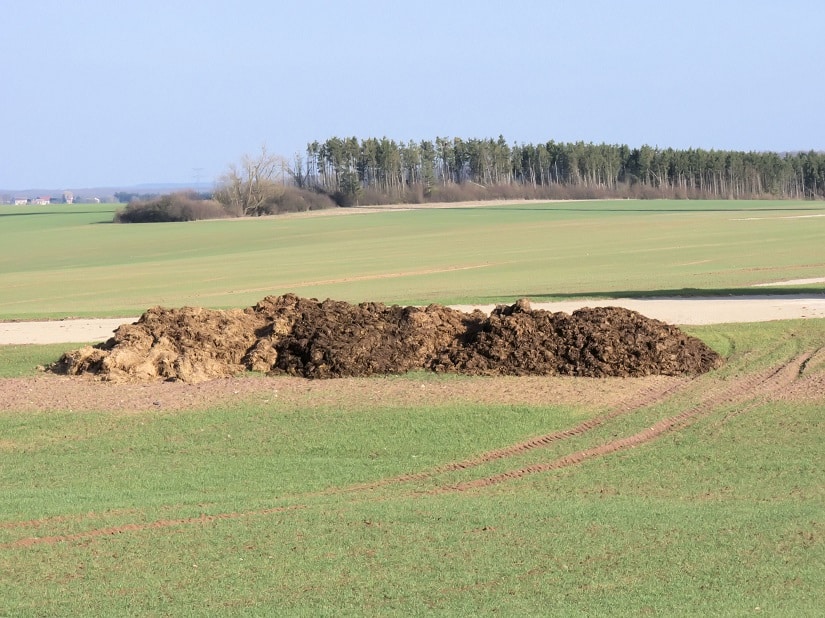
[1,199,823,615]
[0,199,823,319]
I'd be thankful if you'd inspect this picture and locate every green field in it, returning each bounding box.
[1,200,824,318]
[1,200,823,615]
[1,320,823,615]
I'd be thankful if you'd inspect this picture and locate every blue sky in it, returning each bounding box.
[3,0,824,189]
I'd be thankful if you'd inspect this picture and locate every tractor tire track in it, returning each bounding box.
[338,376,693,493]
[797,345,825,376]
[715,345,824,425]
[2,505,305,549]
[435,351,812,493]
[4,353,810,548]
[0,377,689,547]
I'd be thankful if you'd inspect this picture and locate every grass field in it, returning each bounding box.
[0,319,823,615]
[1,200,824,318]
[1,199,823,614]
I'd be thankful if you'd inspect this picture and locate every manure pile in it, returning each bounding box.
[51,294,722,383]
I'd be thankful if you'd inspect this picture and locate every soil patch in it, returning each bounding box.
[0,374,685,414]
[49,294,722,383]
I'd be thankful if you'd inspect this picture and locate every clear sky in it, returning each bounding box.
[3,0,824,189]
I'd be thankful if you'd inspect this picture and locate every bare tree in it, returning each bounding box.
[288,152,307,188]
[216,146,287,216]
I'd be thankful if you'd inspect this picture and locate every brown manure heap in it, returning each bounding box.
[51,294,723,383]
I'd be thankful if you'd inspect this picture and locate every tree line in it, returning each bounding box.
[299,136,825,203]
[115,138,825,222]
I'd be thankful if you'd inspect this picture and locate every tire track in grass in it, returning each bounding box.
[0,377,689,547]
[715,345,824,425]
[336,376,693,493]
[0,508,142,531]
[797,345,825,376]
[4,354,809,547]
[434,351,813,493]
[3,505,305,549]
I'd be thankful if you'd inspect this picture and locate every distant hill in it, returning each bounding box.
[0,183,214,202]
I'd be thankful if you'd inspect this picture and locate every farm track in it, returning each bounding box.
[1,352,813,548]
[434,350,813,493]
[798,345,825,376]
[3,506,306,549]
[337,376,694,493]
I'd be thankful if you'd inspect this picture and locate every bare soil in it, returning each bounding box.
[48,294,722,383]
[0,372,684,414]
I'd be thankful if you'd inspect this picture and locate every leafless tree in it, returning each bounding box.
[215,146,288,216]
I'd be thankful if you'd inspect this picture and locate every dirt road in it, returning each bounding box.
[1,294,824,345]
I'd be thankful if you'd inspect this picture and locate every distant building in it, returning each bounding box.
[62,191,74,204]
[32,196,51,205]
[13,198,28,205]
